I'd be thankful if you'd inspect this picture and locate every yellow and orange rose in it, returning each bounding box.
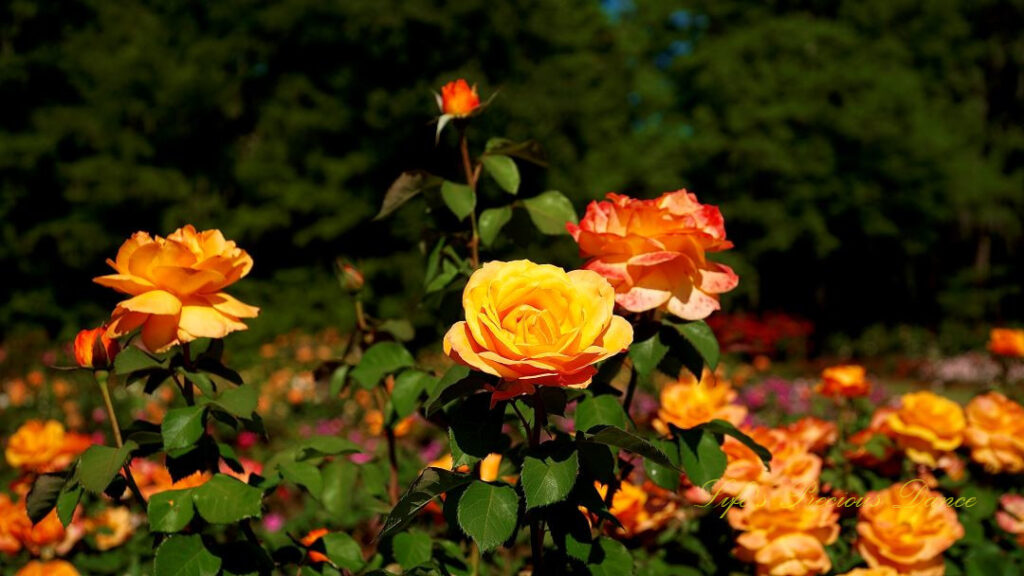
[443,260,633,402]
[964,392,1024,474]
[94,225,259,352]
[857,482,963,576]
[0,494,30,555]
[5,420,91,474]
[887,392,965,468]
[15,560,80,576]
[439,79,480,117]
[817,365,871,398]
[597,480,679,536]
[567,190,738,320]
[988,328,1024,357]
[653,370,747,434]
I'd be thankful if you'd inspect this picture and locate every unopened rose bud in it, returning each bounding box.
[438,79,480,117]
[74,326,120,370]
[337,260,365,293]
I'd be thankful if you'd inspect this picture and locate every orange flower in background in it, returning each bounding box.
[857,482,962,576]
[19,509,67,556]
[996,494,1024,547]
[964,392,1024,474]
[443,260,633,403]
[887,392,965,467]
[86,507,135,551]
[5,420,90,474]
[653,370,747,434]
[597,481,679,536]
[15,560,80,576]
[567,190,738,320]
[838,568,902,576]
[301,528,330,563]
[0,494,30,555]
[478,453,503,483]
[786,418,837,454]
[439,79,480,117]
[988,328,1024,357]
[817,365,870,398]
[73,326,120,369]
[728,486,839,576]
[713,426,822,503]
[94,225,259,352]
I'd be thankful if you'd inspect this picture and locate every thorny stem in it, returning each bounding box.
[528,390,547,574]
[458,125,480,269]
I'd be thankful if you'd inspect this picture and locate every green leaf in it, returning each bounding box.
[379,467,474,539]
[522,450,579,509]
[482,155,520,194]
[391,370,434,419]
[582,426,677,470]
[296,436,361,460]
[322,532,365,572]
[350,342,415,388]
[665,319,720,372]
[449,394,507,460]
[456,481,519,551]
[378,319,415,342]
[522,191,577,235]
[675,427,727,488]
[328,365,350,397]
[575,394,628,433]
[374,171,441,221]
[79,442,137,494]
[148,489,196,533]
[629,333,668,378]
[478,206,513,247]
[211,385,259,418]
[26,474,66,524]
[586,537,634,576]
[279,461,324,497]
[162,406,206,452]
[191,474,263,524]
[702,419,772,468]
[484,138,548,166]
[393,530,433,569]
[441,180,476,221]
[154,534,221,576]
[114,347,165,375]
[321,459,359,518]
[56,483,82,527]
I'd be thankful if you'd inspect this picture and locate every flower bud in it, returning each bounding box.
[337,260,365,293]
[74,326,120,370]
[439,79,480,117]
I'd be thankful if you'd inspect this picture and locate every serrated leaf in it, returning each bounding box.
[478,205,513,246]
[441,180,475,221]
[148,489,196,533]
[379,468,474,539]
[350,342,415,388]
[456,481,519,551]
[582,426,677,470]
[665,319,720,372]
[575,394,628,433]
[629,333,668,378]
[391,370,434,419]
[522,190,577,235]
[393,530,433,569]
[191,474,262,524]
[114,347,165,374]
[80,442,137,494]
[375,171,440,220]
[154,534,221,576]
[56,483,82,527]
[482,155,519,194]
[644,438,682,491]
[675,427,727,488]
[522,450,579,509]
[212,385,258,418]
[161,406,206,452]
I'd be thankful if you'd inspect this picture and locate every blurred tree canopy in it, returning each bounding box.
[0,0,1020,345]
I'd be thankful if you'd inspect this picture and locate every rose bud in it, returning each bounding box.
[336,260,365,293]
[74,326,120,369]
[439,79,480,118]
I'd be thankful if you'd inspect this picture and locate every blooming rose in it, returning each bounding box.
[19,509,67,556]
[5,420,90,474]
[964,392,1024,474]
[443,260,633,402]
[817,365,870,398]
[439,79,480,117]
[887,392,965,467]
[996,494,1024,547]
[567,190,738,320]
[857,482,963,576]
[652,370,747,434]
[0,494,29,555]
[73,326,120,369]
[16,560,80,576]
[86,507,135,551]
[597,481,679,536]
[785,418,837,454]
[838,569,902,576]
[988,328,1024,357]
[728,486,839,576]
[94,225,259,352]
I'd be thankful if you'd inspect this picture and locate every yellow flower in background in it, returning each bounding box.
[856,482,963,576]
[4,420,89,474]
[15,560,80,576]
[653,370,747,434]
[0,493,30,555]
[887,391,964,467]
[443,260,633,403]
[728,486,839,576]
[988,328,1024,357]
[86,507,135,551]
[817,365,871,398]
[964,392,1024,474]
[596,481,679,536]
[94,225,259,352]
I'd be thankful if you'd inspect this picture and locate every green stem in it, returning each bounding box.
[458,126,480,269]
[98,371,147,505]
[528,390,547,574]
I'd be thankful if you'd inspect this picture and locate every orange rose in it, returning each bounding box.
[94,225,259,352]
[653,370,747,434]
[713,427,821,503]
[20,509,66,556]
[887,392,965,467]
[817,365,871,398]
[6,420,66,473]
[567,190,738,320]
[0,493,30,555]
[838,569,902,576]
[857,482,963,576]
[964,392,1024,474]
[74,326,120,369]
[16,560,80,576]
[443,260,633,403]
[996,494,1024,547]
[988,328,1024,357]
[728,486,839,576]
[785,418,837,454]
[86,507,135,551]
[301,528,330,564]
[597,481,679,536]
[439,79,480,117]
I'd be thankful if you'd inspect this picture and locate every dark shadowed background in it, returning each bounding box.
[1,0,1021,354]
